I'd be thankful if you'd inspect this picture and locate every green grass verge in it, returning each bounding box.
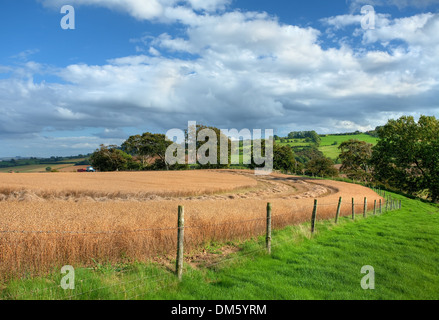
[2,193,438,300]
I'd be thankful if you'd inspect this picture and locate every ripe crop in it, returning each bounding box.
[0,170,381,280]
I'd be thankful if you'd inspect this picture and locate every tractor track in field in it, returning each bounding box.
[168,170,338,202]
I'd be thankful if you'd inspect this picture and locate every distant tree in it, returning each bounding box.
[338,139,373,182]
[185,124,231,169]
[273,144,296,173]
[366,126,382,138]
[288,131,321,146]
[121,135,145,165]
[90,145,133,172]
[307,131,321,146]
[371,115,439,201]
[306,157,338,177]
[295,146,325,165]
[75,159,90,166]
[46,167,52,172]
[122,133,173,170]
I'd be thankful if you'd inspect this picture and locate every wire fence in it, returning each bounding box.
[0,187,402,300]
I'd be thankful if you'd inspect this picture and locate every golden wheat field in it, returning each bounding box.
[0,170,258,200]
[0,170,382,280]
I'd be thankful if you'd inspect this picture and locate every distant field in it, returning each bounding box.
[277,134,379,160]
[319,134,378,146]
[0,158,87,173]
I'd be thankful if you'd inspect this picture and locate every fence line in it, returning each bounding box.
[171,194,399,281]
[1,189,401,299]
[0,200,391,236]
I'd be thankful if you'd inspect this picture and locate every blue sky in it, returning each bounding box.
[1,0,439,157]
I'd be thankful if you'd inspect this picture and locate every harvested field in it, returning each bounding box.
[0,170,382,280]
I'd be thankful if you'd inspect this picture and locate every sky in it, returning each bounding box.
[1,0,439,157]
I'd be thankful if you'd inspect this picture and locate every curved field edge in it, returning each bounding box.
[2,192,438,300]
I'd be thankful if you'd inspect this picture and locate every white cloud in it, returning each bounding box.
[40,0,230,21]
[349,0,439,11]
[1,6,439,156]
[361,13,438,46]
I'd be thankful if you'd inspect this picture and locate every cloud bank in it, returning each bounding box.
[1,1,438,156]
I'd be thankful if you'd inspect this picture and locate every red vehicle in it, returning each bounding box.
[77,166,96,173]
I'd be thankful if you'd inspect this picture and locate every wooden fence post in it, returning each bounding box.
[176,205,184,281]
[266,203,272,255]
[311,199,318,234]
[352,198,355,220]
[373,200,377,215]
[363,197,367,218]
[335,197,342,224]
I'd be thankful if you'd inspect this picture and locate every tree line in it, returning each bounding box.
[89,115,439,202]
[338,115,439,202]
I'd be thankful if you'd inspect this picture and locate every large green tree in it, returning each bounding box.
[122,132,172,170]
[273,144,296,173]
[185,124,231,169]
[306,156,338,177]
[371,115,439,201]
[249,141,296,173]
[90,145,133,172]
[338,139,373,182]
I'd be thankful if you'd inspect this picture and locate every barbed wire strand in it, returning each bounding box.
[0,198,389,235]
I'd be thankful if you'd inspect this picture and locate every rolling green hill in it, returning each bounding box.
[277,133,379,161]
